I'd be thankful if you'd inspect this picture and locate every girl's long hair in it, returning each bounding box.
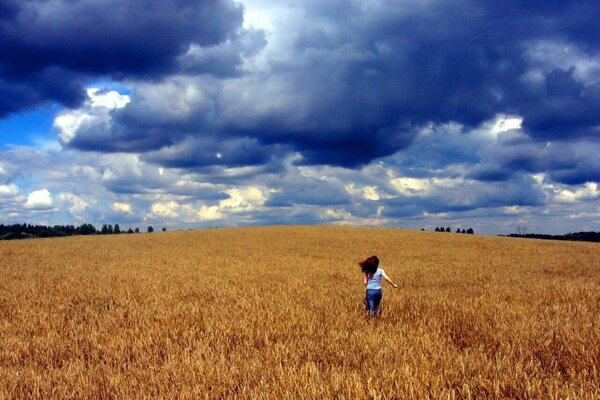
[359,256,379,276]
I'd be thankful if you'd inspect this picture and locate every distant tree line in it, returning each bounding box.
[434,227,474,234]
[503,231,600,243]
[0,223,166,240]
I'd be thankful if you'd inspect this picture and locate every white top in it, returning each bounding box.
[366,268,384,290]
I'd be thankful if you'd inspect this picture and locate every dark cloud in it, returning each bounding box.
[3,0,600,231]
[0,0,244,117]
[522,68,600,140]
[550,167,600,186]
[466,166,515,182]
[61,77,219,152]
[547,142,600,185]
[56,0,600,169]
[178,29,267,77]
[381,175,546,218]
[0,68,86,118]
[142,136,284,169]
[470,133,600,185]
[64,121,179,153]
[265,176,350,207]
[494,142,576,173]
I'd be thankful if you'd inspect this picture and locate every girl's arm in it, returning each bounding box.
[382,271,398,288]
[362,272,368,286]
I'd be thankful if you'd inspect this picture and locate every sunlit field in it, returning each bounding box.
[0,226,598,399]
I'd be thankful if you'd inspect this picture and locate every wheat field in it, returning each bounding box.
[0,226,599,399]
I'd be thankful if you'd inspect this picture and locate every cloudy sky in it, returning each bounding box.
[1,0,600,234]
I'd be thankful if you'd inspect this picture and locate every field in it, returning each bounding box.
[0,226,599,399]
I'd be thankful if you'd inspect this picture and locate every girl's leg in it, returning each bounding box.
[365,290,382,317]
[373,292,382,316]
[365,290,377,315]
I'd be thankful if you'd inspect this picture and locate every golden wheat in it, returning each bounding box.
[0,226,599,399]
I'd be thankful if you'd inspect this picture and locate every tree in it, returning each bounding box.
[516,225,527,235]
[445,227,451,232]
[462,229,466,234]
[127,228,134,234]
[162,227,167,232]
[456,228,461,233]
[467,228,474,234]
[135,227,140,233]
[100,224,109,234]
[114,224,121,234]
[147,226,154,233]
[78,223,96,235]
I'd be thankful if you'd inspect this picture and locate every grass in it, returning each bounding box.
[0,226,599,399]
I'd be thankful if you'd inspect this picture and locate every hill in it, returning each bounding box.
[0,226,598,398]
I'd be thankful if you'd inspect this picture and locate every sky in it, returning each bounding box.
[1,0,600,235]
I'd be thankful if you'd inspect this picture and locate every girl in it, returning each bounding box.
[359,256,397,316]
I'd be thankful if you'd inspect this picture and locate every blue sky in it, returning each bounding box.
[0,107,56,148]
[1,0,600,234]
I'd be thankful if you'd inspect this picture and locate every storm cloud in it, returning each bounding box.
[0,0,244,117]
[1,0,600,233]
[44,0,600,171]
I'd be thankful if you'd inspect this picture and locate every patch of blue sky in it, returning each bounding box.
[0,81,130,150]
[86,80,132,95]
[0,105,59,150]
[10,175,44,195]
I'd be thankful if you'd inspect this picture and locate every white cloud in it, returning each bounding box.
[568,210,600,219]
[145,200,200,223]
[531,173,546,185]
[58,192,90,214]
[219,186,267,211]
[241,0,280,31]
[389,177,431,196]
[53,110,95,143]
[422,211,450,218]
[501,205,527,215]
[149,201,181,218]
[555,182,599,203]
[322,207,389,226]
[0,183,19,197]
[362,186,380,201]
[112,202,133,214]
[323,208,351,220]
[192,186,268,222]
[389,175,464,197]
[343,183,360,197]
[25,189,53,209]
[53,88,130,144]
[197,205,224,221]
[344,182,390,201]
[87,88,130,109]
[480,114,523,138]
